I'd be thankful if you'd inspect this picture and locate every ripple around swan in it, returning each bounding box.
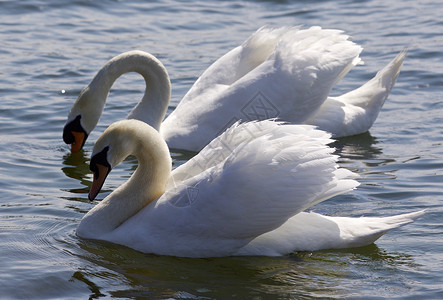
[1,0,443,298]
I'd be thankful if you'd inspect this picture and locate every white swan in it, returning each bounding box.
[63,26,406,152]
[77,119,424,257]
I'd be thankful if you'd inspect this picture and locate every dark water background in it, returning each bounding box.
[1,0,442,299]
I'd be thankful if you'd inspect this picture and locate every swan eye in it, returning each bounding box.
[90,146,111,179]
[63,114,88,143]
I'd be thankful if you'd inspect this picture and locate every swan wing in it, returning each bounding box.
[180,26,291,99]
[162,27,362,151]
[130,123,359,257]
[167,120,287,187]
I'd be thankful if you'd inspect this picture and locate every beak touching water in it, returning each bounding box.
[89,164,110,201]
[63,115,88,153]
[71,131,86,153]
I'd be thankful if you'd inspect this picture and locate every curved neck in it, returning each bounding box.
[123,144,172,208]
[89,51,171,131]
[77,123,172,239]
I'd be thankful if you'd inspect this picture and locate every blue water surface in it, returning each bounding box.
[1,0,442,299]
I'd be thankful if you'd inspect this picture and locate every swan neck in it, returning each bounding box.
[77,124,171,239]
[130,147,172,202]
[108,136,172,227]
[91,52,171,131]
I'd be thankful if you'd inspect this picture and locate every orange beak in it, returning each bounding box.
[71,131,86,153]
[89,164,110,201]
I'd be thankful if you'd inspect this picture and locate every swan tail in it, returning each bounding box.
[325,209,425,249]
[237,210,425,256]
[335,49,406,109]
[305,50,406,137]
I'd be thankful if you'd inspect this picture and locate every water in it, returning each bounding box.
[1,0,442,298]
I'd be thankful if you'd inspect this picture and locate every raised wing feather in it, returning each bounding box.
[167,120,285,187]
[178,26,291,100]
[162,26,362,151]
[157,123,359,249]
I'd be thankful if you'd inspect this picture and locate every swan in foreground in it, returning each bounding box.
[77,119,424,257]
[63,26,406,152]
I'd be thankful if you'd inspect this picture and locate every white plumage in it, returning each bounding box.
[77,119,424,258]
[64,26,405,152]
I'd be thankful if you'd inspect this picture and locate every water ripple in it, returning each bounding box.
[0,0,442,298]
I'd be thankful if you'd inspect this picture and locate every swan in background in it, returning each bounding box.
[77,119,424,257]
[63,26,406,152]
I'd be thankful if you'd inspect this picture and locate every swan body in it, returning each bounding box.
[63,26,405,152]
[77,119,424,257]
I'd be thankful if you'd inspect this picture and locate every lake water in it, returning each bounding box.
[1,0,442,299]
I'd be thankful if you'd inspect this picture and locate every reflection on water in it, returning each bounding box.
[62,152,91,197]
[69,236,418,299]
[170,148,198,169]
[333,131,382,160]
[333,132,398,186]
[71,271,106,299]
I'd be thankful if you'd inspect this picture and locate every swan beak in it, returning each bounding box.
[63,115,88,153]
[89,164,110,201]
[71,131,86,153]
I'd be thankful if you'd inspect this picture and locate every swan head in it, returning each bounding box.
[64,50,171,153]
[88,145,111,201]
[87,120,136,201]
[88,119,171,201]
[63,86,105,153]
[63,115,88,153]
